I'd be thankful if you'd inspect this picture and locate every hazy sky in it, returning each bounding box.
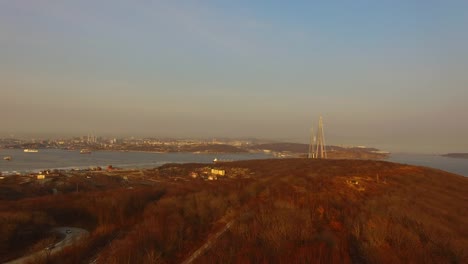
[1,1,467,153]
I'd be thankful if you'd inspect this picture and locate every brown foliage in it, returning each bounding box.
[1,159,467,263]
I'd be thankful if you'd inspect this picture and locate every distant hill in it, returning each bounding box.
[250,142,378,153]
[1,159,466,263]
[442,153,468,159]
[249,142,387,159]
[184,144,247,153]
[250,142,310,153]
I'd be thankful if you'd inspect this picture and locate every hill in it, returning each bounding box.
[442,153,468,159]
[0,159,466,263]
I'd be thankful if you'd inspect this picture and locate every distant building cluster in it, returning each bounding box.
[188,167,226,181]
[0,136,254,153]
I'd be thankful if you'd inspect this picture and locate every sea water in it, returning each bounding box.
[387,153,468,176]
[1,149,467,177]
[0,149,271,174]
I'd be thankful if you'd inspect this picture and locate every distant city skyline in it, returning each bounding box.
[1,1,467,153]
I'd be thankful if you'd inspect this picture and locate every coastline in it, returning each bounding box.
[441,153,468,159]
[0,150,272,176]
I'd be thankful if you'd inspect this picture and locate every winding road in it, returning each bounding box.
[5,227,89,264]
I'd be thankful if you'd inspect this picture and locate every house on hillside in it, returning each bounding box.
[211,169,225,176]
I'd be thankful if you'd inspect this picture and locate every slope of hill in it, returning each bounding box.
[0,159,466,263]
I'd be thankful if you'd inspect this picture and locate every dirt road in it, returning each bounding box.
[181,220,235,264]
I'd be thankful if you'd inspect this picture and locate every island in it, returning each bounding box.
[442,153,468,159]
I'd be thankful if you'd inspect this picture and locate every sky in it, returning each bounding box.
[1,1,467,153]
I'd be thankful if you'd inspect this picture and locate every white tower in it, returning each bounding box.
[315,116,327,159]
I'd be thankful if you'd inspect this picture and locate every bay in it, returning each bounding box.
[387,153,468,177]
[0,149,271,174]
[1,149,467,177]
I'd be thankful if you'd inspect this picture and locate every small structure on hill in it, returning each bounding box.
[211,169,225,176]
[346,179,359,185]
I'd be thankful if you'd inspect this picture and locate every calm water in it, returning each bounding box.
[0,149,271,174]
[1,149,467,177]
[388,153,468,177]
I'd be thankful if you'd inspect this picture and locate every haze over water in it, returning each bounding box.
[1,1,468,153]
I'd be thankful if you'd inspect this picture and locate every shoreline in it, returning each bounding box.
[1,148,256,154]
